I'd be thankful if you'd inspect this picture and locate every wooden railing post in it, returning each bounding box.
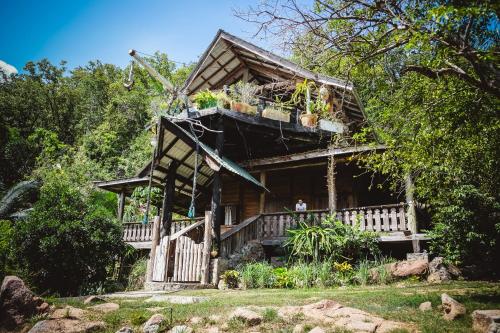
[146,215,161,283]
[405,174,418,234]
[201,211,212,285]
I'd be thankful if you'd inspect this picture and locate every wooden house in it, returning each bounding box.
[96,30,426,288]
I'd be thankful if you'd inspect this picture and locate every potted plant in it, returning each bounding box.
[316,85,347,133]
[292,80,318,128]
[192,89,218,110]
[229,81,258,115]
[262,98,291,122]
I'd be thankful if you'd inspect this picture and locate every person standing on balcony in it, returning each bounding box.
[295,199,307,211]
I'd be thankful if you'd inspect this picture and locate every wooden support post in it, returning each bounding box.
[146,215,160,283]
[259,171,267,213]
[161,161,179,238]
[117,191,126,222]
[201,211,212,285]
[327,156,337,213]
[211,117,224,255]
[405,174,418,235]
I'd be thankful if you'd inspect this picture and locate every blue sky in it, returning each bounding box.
[1,0,268,72]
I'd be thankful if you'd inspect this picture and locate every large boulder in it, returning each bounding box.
[143,314,166,333]
[28,319,106,333]
[229,307,263,326]
[0,276,49,329]
[441,293,466,320]
[227,241,265,268]
[87,302,119,313]
[389,259,428,278]
[427,257,461,283]
[472,310,500,333]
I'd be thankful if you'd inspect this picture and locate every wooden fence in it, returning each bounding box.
[123,217,203,243]
[220,215,262,258]
[261,203,409,239]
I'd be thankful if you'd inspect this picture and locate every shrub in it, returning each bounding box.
[11,171,124,296]
[285,214,380,263]
[273,267,293,288]
[193,89,219,110]
[288,262,316,288]
[262,308,278,322]
[0,219,13,281]
[238,262,275,289]
[127,257,148,290]
[220,270,240,289]
[354,259,371,286]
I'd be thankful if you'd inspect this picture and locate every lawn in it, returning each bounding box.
[51,281,500,333]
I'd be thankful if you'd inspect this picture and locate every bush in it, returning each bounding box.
[238,262,275,289]
[285,214,380,263]
[0,219,13,280]
[11,171,124,296]
[127,257,148,291]
[220,270,240,289]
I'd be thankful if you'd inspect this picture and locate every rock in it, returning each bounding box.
[406,252,429,261]
[143,314,165,333]
[206,328,219,333]
[217,279,227,290]
[441,293,466,320]
[27,318,106,333]
[145,295,209,304]
[419,301,432,312]
[227,240,265,268]
[169,325,192,333]
[189,316,202,325]
[83,296,105,305]
[229,307,262,326]
[308,327,325,333]
[377,320,413,333]
[208,314,221,322]
[427,257,462,283]
[390,259,428,278]
[0,276,50,329]
[472,310,500,333]
[88,302,119,313]
[488,322,500,333]
[292,324,304,333]
[270,257,285,267]
[116,327,134,333]
[50,306,87,320]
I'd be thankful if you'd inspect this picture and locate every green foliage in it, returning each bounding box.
[127,257,147,291]
[262,308,278,322]
[220,270,240,289]
[285,214,380,263]
[273,267,293,288]
[193,89,218,110]
[0,220,12,280]
[238,262,275,289]
[11,170,124,295]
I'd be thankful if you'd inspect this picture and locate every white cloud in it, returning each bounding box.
[0,60,18,81]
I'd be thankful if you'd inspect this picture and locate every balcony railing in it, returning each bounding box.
[261,203,410,239]
[123,217,203,243]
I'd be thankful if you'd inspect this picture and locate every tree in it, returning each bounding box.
[237,0,500,96]
[11,170,124,296]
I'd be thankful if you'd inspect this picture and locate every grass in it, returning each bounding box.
[45,281,500,333]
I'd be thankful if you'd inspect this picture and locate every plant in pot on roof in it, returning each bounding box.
[262,97,291,122]
[292,79,319,128]
[229,81,258,115]
[193,89,219,110]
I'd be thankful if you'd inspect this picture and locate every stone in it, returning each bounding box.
[308,327,325,333]
[390,259,428,278]
[227,240,265,268]
[50,306,87,320]
[27,318,106,333]
[377,320,413,333]
[0,276,49,329]
[441,293,466,320]
[217,279,227,290]
[145,295,209,304]
[88,302,119,313]
[406,252,429,261]
[229,307,263,326]
[419,301,432,312]
[488,322,500,333]
[472,310,500,333]
[206,328,219,333]
[427,257,462,283]
[143,314,165,333]
[208,314,221,322]
[189,316,202,325]
[292,324,304,333]
[116,327,134,333]
[83,296,105,305]
[270,257,285,267]
[169,325,192,333]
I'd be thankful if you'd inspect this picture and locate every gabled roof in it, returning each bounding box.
[182,30,366,124]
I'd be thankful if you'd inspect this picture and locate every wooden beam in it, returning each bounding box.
[405,174,418,235]
[211,117,224,255]
[241,144,387,168]
[327,156,337,213]
[190,55,238,93]
[146,216,160,283]
[117,191,126,222]
[161,161,179,238]
[259,171,266,213]
[200,211,212,285]
[210,63,246,91]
